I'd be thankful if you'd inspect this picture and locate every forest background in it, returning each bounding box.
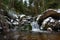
[0,0,60,16]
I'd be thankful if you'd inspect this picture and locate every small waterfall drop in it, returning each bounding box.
[30,21,40,32]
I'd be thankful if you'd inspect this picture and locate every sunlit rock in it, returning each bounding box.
[26,16,32,19]
[58,20,60,22]
[56,9,60,13]
[16,19,19,22]
[50,18,55,22]
[18,14,26,18]
[47,27,52,31]
[11,19,14,22]
[12,21,19,25]
[41,17,52,29]
[42,17,52,24]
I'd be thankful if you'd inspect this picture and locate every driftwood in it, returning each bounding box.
[38,9,60,26]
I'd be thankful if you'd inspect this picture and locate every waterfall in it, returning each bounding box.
[30,21,40,32]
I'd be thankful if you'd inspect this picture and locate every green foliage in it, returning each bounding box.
[2,0,9,5]
[1,0,60,15]
[14,0,25,13]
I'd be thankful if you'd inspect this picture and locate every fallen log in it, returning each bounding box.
[38,9,60,26]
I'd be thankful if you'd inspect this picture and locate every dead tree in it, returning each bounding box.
[38,9,60,26]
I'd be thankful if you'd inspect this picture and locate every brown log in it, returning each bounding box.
[38,9,60,26]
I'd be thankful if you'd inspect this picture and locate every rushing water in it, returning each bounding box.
[30,21,41,32]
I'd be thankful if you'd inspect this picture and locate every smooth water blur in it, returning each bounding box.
[30,21,40,32]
